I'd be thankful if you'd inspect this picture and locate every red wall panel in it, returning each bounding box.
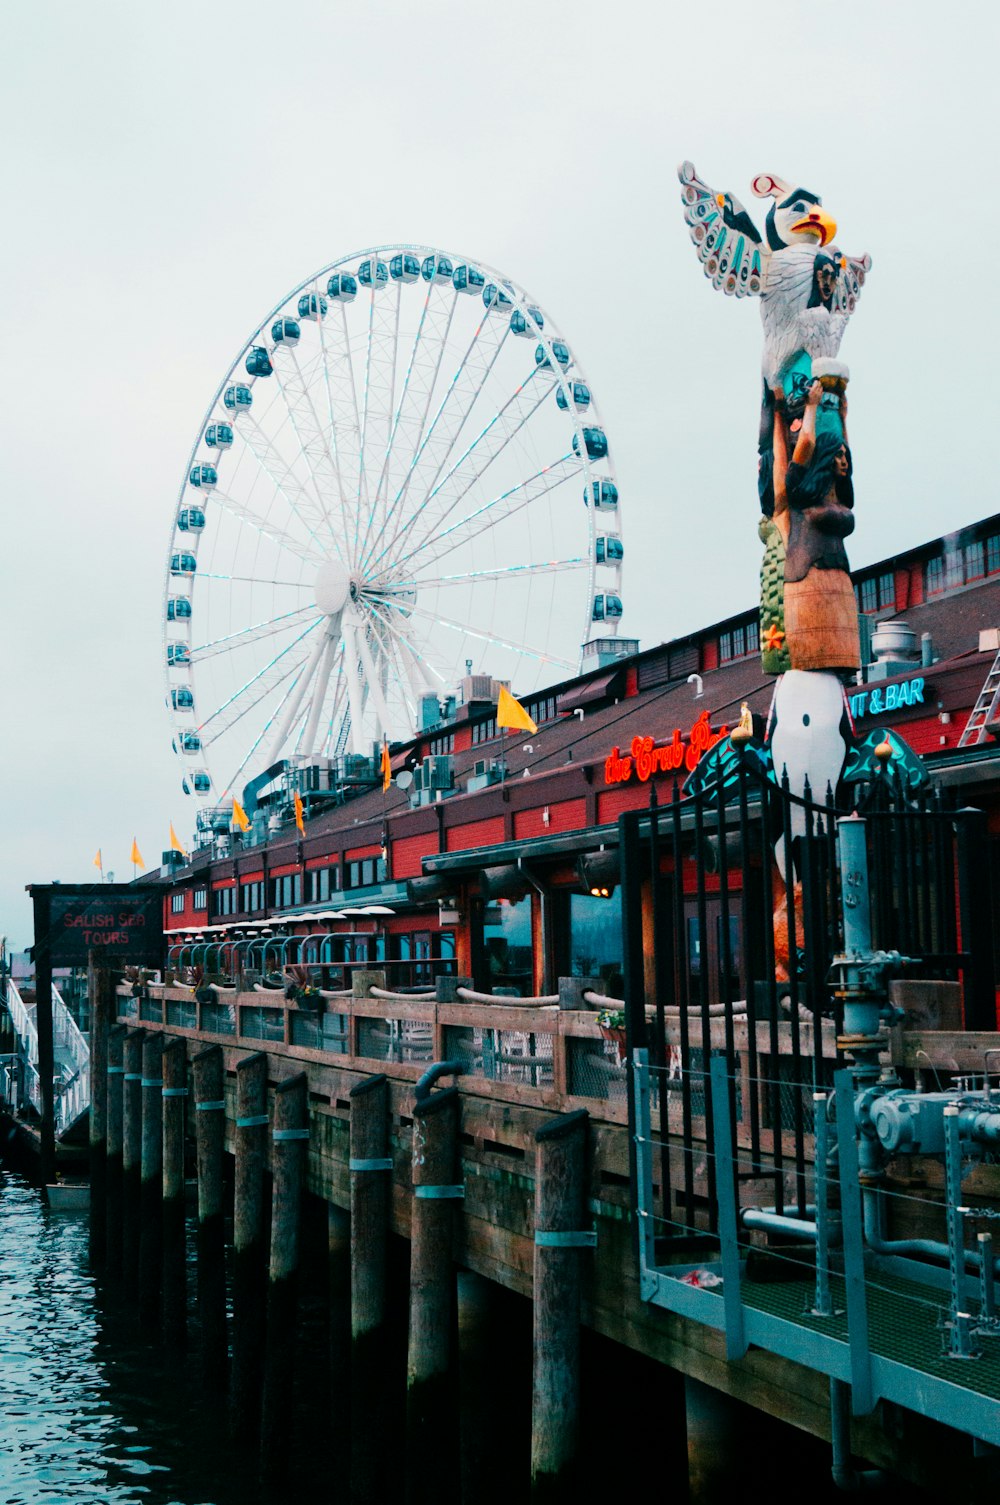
[597,786,649,822]
[392,833,433,879]
[513,799,586,840]
[445,817,505,852]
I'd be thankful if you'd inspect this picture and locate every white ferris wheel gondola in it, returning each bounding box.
[164,244,624,803]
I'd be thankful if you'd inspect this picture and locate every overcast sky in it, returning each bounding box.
[1,0,996,948]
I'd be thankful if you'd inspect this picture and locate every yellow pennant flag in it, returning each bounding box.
[496,685,538,736]
[232,797,251,833]
[381,738,392,792]
[294,790,305,836]
[168,821,186,856]
[130,838,144,869]
[93,848,103,873]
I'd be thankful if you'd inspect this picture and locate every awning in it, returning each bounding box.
[556,666,624,713]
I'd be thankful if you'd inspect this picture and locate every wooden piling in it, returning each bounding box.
[406,1084,460,1505]
[261,1072,308,1477]
[161,1036,188,1348]
[531,1109,589,1503]
[328,1203,351,1461]
[105,1024,127,1278]
[139,1032,164,1329]
[87,955,111,1267]
[192,1043,227,1391]
[122,1029,145,1289]
[231,1051,269,1439]
[350,1074,390,1504]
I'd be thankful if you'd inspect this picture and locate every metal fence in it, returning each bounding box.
[619,754,994,1239]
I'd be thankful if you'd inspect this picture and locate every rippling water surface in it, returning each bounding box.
[0,1169,331,1505]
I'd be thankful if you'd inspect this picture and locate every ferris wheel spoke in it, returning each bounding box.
[236,414,332,555]
[400,602,576,671]
[352,616,394,741]
[354,280,400,564]
[209,490,319,563]
[268,355,343,545]
[388,455,581,576]
[320,654,348,759]
[315,294,364,546]
[362,306,509,573]
[356,280,455,569]
[198,572,314,588]
[379,368,556,571]
[190,606,321,660]
[366,599,446,691]
[222,673,305,800]
[286,346,354,561]
[402,558,589,592]
[198,619,324,741]
[361,604,415,722]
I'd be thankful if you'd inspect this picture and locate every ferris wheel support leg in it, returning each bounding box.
[342,620,368,758]
[300,631,338,759]
[354,619,394,744]
[266,628,328,767]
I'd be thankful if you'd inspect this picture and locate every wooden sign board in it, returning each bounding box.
[29,883,164,966]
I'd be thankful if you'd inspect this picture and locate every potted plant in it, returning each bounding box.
[596,1007,627,1058]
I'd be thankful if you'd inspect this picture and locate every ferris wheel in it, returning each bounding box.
[164,243,624,804]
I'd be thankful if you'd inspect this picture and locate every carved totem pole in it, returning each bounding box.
[678,162,872,879]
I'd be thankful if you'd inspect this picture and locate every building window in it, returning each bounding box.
[472,716,497,745]
[170,893,185,914]
[481,894,533,996]
[212,886,236,917]
[239,880,263,913]
[269,873,302,909]
[925,555,944,595]
[965,540,985,581]
[987,535,1000,576]
[858,577,878,614]
[878,571,895,608]
[193,886,207,911]
[428,732,455,756]
[567,891,623,996]
[719,620,757,663]
[527,694,558,725]
[945,551,964,589]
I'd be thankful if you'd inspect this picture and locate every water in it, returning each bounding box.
[0,1169,333,1505]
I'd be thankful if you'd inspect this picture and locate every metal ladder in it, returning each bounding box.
[958,646,1000,745]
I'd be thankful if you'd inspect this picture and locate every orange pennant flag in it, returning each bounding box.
[130,838,144,869]
[381,738,392,793]
[168,821,186,856]
[294,790,305,836]
[232,797,251,833]
[496,684,537,735]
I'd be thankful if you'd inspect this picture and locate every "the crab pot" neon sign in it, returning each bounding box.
[604,711,729,785]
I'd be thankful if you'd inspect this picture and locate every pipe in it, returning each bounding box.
[829,1378,887,1492]
[861,1182,1000,1278]
[741,1208,824,1242]
[414,1060,464,1104]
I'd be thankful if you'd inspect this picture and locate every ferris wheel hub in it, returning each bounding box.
[313,559,352,617]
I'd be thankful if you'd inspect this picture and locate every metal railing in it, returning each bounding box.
[4,978,90,1135]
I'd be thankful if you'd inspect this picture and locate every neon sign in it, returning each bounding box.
[848,676,925,721]
[604,711,729,785]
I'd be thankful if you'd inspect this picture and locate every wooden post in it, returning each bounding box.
[105,1023,127,1278]
[161,1036,188,1348]
[231,1051,269,1440]
[406,1084,460,1505]
[328,1204,351,1465]
[192,1043,227,1391]
[139,1032,164,1329]
[531,1109,589,1502]
[122,1029,145,1289]
[350,1074,391,1504]
[261,1072,308,1477]
[87,955,111,1267]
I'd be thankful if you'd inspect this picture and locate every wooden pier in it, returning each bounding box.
[104,975,1000,1498]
